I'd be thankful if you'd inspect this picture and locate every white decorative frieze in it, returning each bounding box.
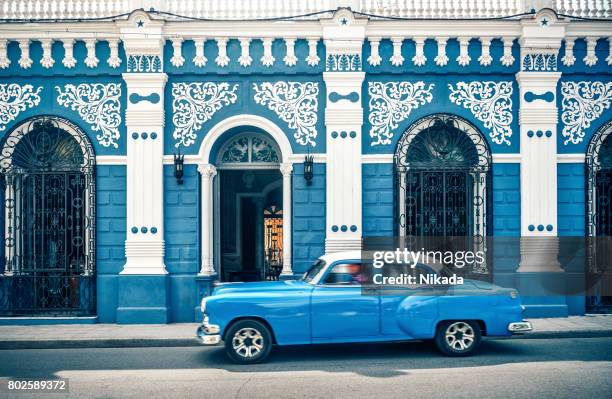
[500,37,515,67]
[456,37,471,66]
[171,82,239,147]
[40,39,54,69]
[0,83,42,131]
[261,38,275,67]
[367,37,382,66]
[193,38,208,67]
[170,38,185,67]
[56,83,122,148]
[562,37,576,66]
[238,38,253,67]
[215,38,230,67]
[449,81,514,145]
[0,40,10,69]
[478,37,492,66]
[253,81,319,146]
[412,37,427,66]
[107,39,122,68]
[367,81,435,146]
[306,38,320,66]
[390,37,404,66]
[583,37,599,67]
[283,38,297,66]
[560,81,612,145]
[434,37,449,66]
[62,39,77,68]
[84,39,99,68]
[18,40,32,69]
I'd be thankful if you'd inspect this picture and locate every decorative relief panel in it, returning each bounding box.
[171,82,239,147]
[560,81,612,145]
[522,53,557,71]
[252,81,319,146]
[448,81,514,146]
[126,55,162,73]
[367,81,434,146]
[0,83,42,131]
[326,53,362,72]
[55,83,122,148]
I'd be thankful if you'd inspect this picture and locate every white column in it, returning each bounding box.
[198,163,217,276]
[516,11,564,273]
[322,10,366,253]
[280,163,293,276]
[121,72,168,275]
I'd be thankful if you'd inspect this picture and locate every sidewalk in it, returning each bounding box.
[1,316,612,349]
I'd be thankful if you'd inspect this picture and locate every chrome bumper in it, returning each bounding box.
[195,316,221,345]
[508,321,533,333]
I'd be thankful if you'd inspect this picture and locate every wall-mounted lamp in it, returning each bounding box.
[304,154,314,186]
[174,151,184,185]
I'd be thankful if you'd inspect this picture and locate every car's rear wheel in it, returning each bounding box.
[435,320,481,356]
[224,319,273,364]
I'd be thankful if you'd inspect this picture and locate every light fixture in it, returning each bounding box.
[173,151,184,185]
[304,154,314,186]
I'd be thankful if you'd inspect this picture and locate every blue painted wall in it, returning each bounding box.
[96,165,127,323]
[362,163,394,236]
[492,163,521,236]
[164,164,200,322]
[558,163,586,236]
[292,163,326,275]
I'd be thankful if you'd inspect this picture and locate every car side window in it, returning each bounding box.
[323,263,363,285]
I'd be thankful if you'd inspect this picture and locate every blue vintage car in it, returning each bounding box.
[196,250,532,363]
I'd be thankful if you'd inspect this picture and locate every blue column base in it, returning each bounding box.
[194,274,218,321]
[116,275,169,324]
[515,272,569,318]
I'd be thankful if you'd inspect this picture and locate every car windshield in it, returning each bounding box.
[301,259,326,283]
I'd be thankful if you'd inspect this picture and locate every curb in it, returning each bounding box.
[0,338,202,350]
[1,331,612,350]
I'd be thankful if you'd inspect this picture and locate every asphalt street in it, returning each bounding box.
[1,337,611,399]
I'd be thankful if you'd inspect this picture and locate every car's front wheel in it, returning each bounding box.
[435,320,481,356]
[224,319,273,364]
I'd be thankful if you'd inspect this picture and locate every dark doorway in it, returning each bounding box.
[219,169,282,282]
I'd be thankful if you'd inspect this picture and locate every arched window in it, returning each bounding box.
[587,120,612,237]
[0,116,96,316]
[585,120,612,312]
[217,133,280,167]
[395,115,491,238]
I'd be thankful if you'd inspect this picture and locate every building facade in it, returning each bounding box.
[0,0,611,323]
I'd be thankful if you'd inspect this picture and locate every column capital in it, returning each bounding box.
[280,163,293,176]
[197,163,217,178]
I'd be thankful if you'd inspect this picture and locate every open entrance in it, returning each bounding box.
[219,169,283,281]
[214,132,285,282]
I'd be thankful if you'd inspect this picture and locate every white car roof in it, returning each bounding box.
[318,250,362,264]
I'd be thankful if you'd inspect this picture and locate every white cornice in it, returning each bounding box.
[162,154,327,165]
[106,153,588,166]
[162,21,323,39]
[557,154,586,163]
[493,153,521,163]
[361,154,393,163]
[96,155,127,165]
[365,20,521,38]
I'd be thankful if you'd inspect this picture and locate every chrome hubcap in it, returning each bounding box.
[232,328,264,358]
[445,322,475,351]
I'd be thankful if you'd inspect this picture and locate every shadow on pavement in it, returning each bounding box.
[1,338,611,380]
